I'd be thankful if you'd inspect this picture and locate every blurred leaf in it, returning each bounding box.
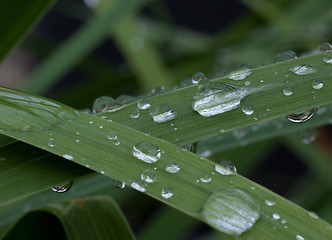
[2,196,135,240]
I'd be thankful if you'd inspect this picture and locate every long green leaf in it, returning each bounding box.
[0,0,55,63]
[2,196,135,240]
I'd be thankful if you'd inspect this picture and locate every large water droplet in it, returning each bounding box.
[272,213,281,220]
[161,187,173,199]
[287,108,317,123]
[131,181,147,192]
[130,109,140,119]
[274,50,297,63]
[149,104,177,123]
[165,163,180,173]
[200,174,212,183]
[312,80,323,90]
[319,42,332,52]
[242,103,255,115]
[137,98,151,110]
[133,141,161,163]
[192,72,207,84]
[52,181,73,193]
[0,87,80,132]
[283,87,293,96]
[192,83,250,117]
[201,188,260,236]
[323,52,332,64]
[113,179,125,189]
[215,160,237,175]
[141,169,157,183]
[227,67,252,80]
[290,65,316,75]
[106,130,117,140]
[92,96,117,114]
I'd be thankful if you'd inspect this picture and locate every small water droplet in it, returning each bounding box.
[319,42,332,52]
[296,234,305,240]
[290,65,316,75]
[106,130,117,140]
[265,196,276,206]
[308,211,319,219]
[52,181,73,193]
[274,50,297,63]
[165,163,180,173]
[133,141,161,163]
[323,52,332,64]
[192,82,251,117]
[245,81,251,86]
[227,67,252,80]
[75,139,80,143]
[272,213,280,220]
[63,154,74,160]
[48,138,55,147]
[182,142,197,153]
[215,162,235,176]
[161,187,173,199]
[137,98,151,110]
[141,169,157,183]
[149,104,177,123]
[201,188,260,236]
[300,128,318,144]
[192,72,206,84]
[130,109,140,119]
[221,160,237,173]
[242,103,255,115]
[100,171,105,174]
[281,219,287,224]
[131,181,147,192]
[200,174,212,183]
[113,180,125,188]
[283,87,293,96]
[312,80,323,90]
[287,108,317,123]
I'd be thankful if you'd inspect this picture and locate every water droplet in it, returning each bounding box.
[281,219,287,224]
[245,81,251,86]
[116,95,136,105]
[52,181,73,193]
[274,50,297,63]
[150,86,166,96]
[312,80,323,90]
[161,187,173,199]
[137,98,151,110]
[133,141,161,163]
[165,163,180,173]
[272,213,280,220]
[323,52,332,64]
[113,179,125,188]
[215,164,234,176]
[149,104,177,123]
[283,86,293,96]
[192,82,250,117]
[287,108,317,123]
[308,211,319,219]
[48,138,55,147]
[290,65,316,75]
[300,128,318,144]
[180,77,193,87]
[201,188,260,236]
[63,154,74,160]
[192,72,206,84]
[131,181,147,192]
[227,67,252,80]
[296,234,305,240]
[106,130,117,140]
[130,109,140,119]
[216,160,237,175]
[0,87,80,132]
[100,171,105,174]
[242,103,255,115]
[265,196,276,206]
[319,42,332,52]
[92,96,117,114]
[182,142,197,153]
[141,169,157,183]
[200,174,212,183]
